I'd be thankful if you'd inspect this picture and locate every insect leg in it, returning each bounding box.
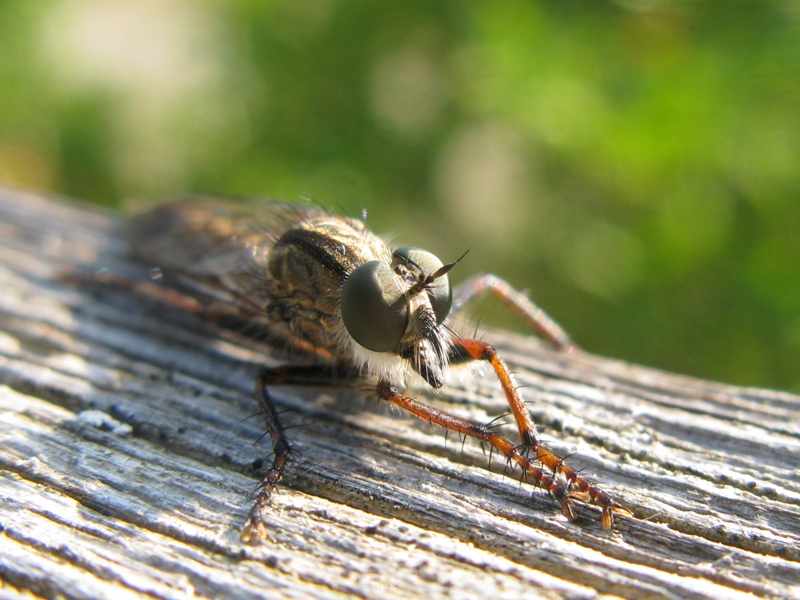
[63,267,263,322]
[451,273,575,352]
[448,338,628,529]
[376,379,581,522]
[69,268,341,361]
[241,363,359,543]
[241,366,291,543]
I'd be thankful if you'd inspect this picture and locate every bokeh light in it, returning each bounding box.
[2,0,798,390]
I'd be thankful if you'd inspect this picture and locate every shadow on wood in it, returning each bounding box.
[1,187,799,599]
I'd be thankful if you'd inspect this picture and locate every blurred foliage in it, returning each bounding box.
[1,0,799,391]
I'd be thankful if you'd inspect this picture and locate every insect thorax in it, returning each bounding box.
[264,216,389,352]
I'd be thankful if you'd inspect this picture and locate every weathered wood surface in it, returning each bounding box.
[0,187,799,600]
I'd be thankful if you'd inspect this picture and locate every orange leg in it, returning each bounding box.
[451,274,576,352]
[406,337,628,528]
[376,379,580,520]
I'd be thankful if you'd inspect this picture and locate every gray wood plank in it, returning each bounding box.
[1,187,798,599]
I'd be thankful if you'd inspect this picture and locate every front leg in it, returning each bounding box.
[448,337,629,529]
[452,273,576,352]
[375,379,579,522]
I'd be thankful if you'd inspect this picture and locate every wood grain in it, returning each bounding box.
[1,187,798,599]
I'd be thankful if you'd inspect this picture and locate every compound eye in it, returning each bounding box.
[393,247,452,324]
[341,261,407,352]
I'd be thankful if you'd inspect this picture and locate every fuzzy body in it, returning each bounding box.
[128,199,454,387]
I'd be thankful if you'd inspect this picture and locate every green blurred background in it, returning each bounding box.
[2,0,799,391]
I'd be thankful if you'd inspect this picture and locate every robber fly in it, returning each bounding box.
[128,198,629,542]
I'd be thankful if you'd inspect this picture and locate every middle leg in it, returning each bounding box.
[241,362,360,543]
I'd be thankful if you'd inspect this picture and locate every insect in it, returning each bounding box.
[127,198,629,542]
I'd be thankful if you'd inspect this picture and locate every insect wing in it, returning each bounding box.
[128,198,325,303]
